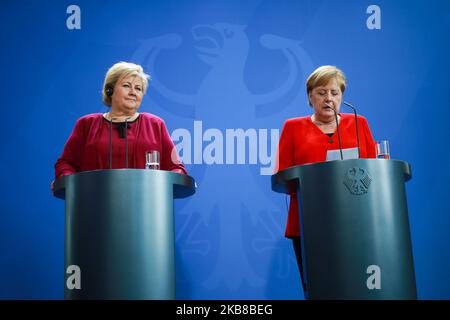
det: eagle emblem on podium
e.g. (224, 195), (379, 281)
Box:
(343, 167), (372, 195)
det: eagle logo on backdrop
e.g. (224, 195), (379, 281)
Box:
(131, 23), (314, 295)
(343, 167), (372, 195)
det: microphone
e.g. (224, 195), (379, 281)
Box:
(124, 116), (131, 168)
(109, 117), (117, 169)
(343, 101), (360, 159)
(326, 103), (343, 160)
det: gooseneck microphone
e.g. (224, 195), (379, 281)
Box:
(124, 116), (131, 168)
(343, 101), (360, 158)
(109, 116), (132, 169)
(326, 103), (344, 160)
(109, 117), (117, 169)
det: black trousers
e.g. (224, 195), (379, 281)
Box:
(291, 236), (307, 292)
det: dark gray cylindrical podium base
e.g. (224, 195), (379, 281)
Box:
(58, 169), (193, 299)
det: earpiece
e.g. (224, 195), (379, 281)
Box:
(105, 86), (113, 97)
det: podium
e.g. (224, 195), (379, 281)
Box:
(271, 159), (417, 300)
(53, 169), (196, 300)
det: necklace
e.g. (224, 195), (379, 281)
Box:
(104, 112), (139, 122)
(311, 114), (340, 126)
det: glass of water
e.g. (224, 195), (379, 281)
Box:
(145, 150), (160, 170)
(376, 140), (390, 159)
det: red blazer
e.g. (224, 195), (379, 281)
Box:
(55, 113), (187, 179)
(275, 113), (376, 238)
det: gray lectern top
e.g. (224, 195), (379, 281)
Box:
(272, 158), (411, 194)
(53, 168), (196, 200)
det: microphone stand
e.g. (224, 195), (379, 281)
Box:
(343, 101), (360, 159)
(327, 104), (343, 160)
(124, 117), (131, 168)
(109, 117), (117, 169)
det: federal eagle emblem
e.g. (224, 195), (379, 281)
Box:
(343, 167), (372, 195)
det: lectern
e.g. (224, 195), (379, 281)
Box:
(53, 169), (196, 300)
(271, 159), (417, 299)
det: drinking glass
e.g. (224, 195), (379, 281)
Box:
(145, 150), (160, 169)
(376, 140), (390, 159)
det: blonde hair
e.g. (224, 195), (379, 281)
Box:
(306, 65), (346, 105)
(102, 61), (151, 106)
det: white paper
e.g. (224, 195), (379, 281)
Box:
(326, 147), (359, 161)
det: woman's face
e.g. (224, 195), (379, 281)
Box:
(309, 77), (342, 120)
(111, 75), (144, 114)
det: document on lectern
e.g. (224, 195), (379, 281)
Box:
(326, 147), (359, 161)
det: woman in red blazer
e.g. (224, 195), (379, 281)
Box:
(275, 65), (377, 291)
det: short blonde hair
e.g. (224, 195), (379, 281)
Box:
(306, 65), (346, 105)
(102, 61), (151, 106)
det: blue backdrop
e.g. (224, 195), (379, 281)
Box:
(1, 0), (449, 299)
